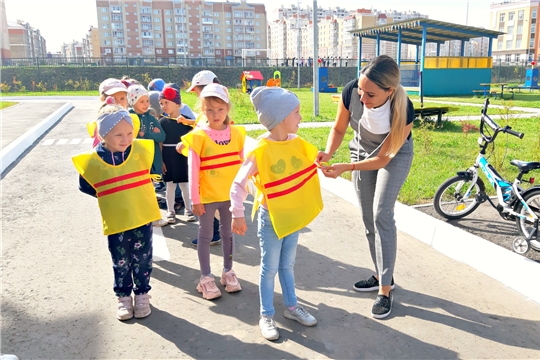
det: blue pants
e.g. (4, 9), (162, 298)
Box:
(107, 223), (153, 297)
(257, 207), (298, 317)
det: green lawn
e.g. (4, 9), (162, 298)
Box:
(0, 101), (17, 110)
(247, 115), (540, 205)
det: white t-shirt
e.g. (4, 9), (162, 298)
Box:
(359, 98), (391, 134)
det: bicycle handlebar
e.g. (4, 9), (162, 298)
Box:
(480, 99), (524, 141)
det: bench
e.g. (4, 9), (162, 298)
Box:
(472, 90), (484, 98)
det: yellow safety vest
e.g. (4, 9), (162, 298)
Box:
(86, 114), (141, 140)
(251, 137), (323, 239)
(72, 139), (161, 235)
(182, 125), (246, 204)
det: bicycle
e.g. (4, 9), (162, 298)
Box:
(433, 99), (540, 254)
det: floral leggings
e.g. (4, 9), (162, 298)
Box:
(107, 223), (153, 297)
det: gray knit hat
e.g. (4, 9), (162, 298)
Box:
(250, 87), (300, 130)
(97, 109), (133, 138)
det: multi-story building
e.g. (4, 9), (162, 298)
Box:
(83, 26), (101, 58)
(95, 0), (267, 65)
(272, 4), (348, 21)
(7, 20), (46, 59)
(490, 0), (540, 63)
(0, 0), (10, 59)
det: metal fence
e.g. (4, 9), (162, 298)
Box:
(0, 56), (359, 68)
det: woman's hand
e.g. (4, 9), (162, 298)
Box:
(316, 151), (332, 165)
(320, 163), (351, 179)
(192, 203), (205, 217)
(232, 218), (247, 236)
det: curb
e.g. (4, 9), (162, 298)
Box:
(1, 102), (73, 174)
(245, 136), (540, 305)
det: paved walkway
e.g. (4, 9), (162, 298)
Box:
(1, 98), (540, 359)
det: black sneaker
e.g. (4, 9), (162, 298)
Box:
(191, 237), (222, 247)
(353, 275), (395, 292)
(371, 291), (393, 319)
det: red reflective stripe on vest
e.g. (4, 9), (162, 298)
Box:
(97, 179), (152, 197)
(264, 163), (317, 189)
(94, 169), (148, 188)
(200, 151), (240, 162)
(200, 160), (242, 171)
(266, 168), (317, 199)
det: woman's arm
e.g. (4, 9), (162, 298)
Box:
(316, 98), (351, 163)
(322, 122), (413, 178)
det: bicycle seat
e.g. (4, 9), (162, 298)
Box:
(510, 160), (540, 171)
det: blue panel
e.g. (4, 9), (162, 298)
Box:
(422, 68), (491, 96)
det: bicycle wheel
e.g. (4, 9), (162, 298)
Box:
(515, 188), (540, 239)
(433, 175), (485, 220)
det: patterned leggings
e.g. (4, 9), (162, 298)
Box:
(107, 223), (153, 297)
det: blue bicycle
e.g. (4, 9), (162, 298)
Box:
(433, 99), (540, 254)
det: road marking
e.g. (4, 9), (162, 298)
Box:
(56, 139), (68, 145)
(83, 138), (93, 144)
(42, 139), (55, 146)
(153, 226), (170, 262)
(70, 138), (82, 144)
(41, 138), (93, 145)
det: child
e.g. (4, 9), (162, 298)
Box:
(72, 105), (160, 320)
(87, 79), (129, 147)
(181, 83), (245, 300)
(158, 86), (196, 223)
(128, 84), (168, 227)
(230, 87), (323, 341)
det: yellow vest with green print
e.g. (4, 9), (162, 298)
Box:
(72, 139), (161, 235)
(251, 137), (323, 239)
(182, 125), (246, 204)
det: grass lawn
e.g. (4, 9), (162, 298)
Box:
(0, 101), (17, 110)
(247, 115), (540, 205)
(409, 91), (540, 108)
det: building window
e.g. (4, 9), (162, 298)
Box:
(517, 24), (523, 34)
(506, 40), (512, 49)
(166, 10), (172, 15)
(497, 41), (503, 50)
(111, 5), (121, 13)
(101, 8), (107, 12)
(505, 54), (512, 62)
(533, 23), (537, 33)
(227, 43), (232, 47)
(166, 26), (172, 31)
(214, 19), (220, 24)
(509, 11), (515, 21)
(167, 33), (173, 38)
(507, 25), (514, 35)
(166, 18), (172, 23)
(103, 24), (109, 29)
(102, 16), (108, 20)
(516, 39), (522, 48)
(156, 49), (162, 54)
(168, 49), (174, 54)
(499, 13), (505, 22)
(234, 11), (243, 17)
(141, 15), (151, 22)
(154, 17), (161, 23)
(518, 10), (524, 20)
(104, 48), (111, 54)
(256, 14), (260, 18)
(154, 9), (160, 14)
(215, 42), (221, 47)
(156, 41), (162, 46)
(226, 13), (231, 17)
(533, 9), (537, 19)
(104, 40), (111, 45)
(216, 50), (221, 54)
(155, 33), (162, 38)
(103, 32), (110, 37)
(215, 27), (220, 32)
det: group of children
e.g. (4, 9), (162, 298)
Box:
(72, 71), (323, 341)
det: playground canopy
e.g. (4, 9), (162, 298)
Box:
(241, 70), (264, 81)
(349, 18), (504, 95)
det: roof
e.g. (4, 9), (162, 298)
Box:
(350, 18), (504, 46)
(241, 70), (264, 81)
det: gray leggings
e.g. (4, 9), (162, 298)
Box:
(197, 200), (234, 276)
(352, 138), (414, 286)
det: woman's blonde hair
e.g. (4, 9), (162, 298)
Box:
(360, 55), (408, 157)
(199, 96), (232, 125)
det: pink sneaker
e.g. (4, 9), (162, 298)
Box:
(134, 294), (152, 318)
(116, 296), (133, 321)
(220, 269), (242, 293)
(197, 275), (222, 300)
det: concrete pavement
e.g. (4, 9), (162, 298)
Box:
(1, 98), (540, 359)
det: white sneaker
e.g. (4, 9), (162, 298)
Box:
(259, 315), (279, 341)
(283, 305), (317, 326)
(166, 211), (176, 224)
(152, 218), (168, 227)
(116, 296), (133, 321)
(185, 209), (197, 222)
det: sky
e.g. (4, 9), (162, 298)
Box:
(5, 0), (494, 52)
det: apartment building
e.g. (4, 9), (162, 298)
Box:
(0, 0), (10, 58)
(83, 26), (101, 58)
(490, 0), (540, 63)
(272, 4), (348, 21)
(95, 0), (267, 64)
(7, 20), (46, 58)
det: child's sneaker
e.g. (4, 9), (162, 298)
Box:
(259, 315), (279, 341)
(220, 269), (242, 293)
(197, 275), (222, 300)
(283, 305), (317, 326)
(116, 296), (133, 321)
(152, 218), (168, 227)
(185, 209), (197, 222)
(166, 211), (176, 224)
(134, 294), (152, 318)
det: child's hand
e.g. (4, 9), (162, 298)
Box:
(192, 203), (205, 217)
(139, 131), (145, 137)
(152, 127), (161, 133)
(176, 115), (187, 124)
(232, 218), (247, 236)
(176, 142), (185, 154)
(162, 163), (167, 174)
